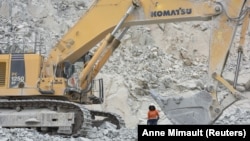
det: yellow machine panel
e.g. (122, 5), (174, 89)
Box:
(0, 54), (42, 95)
(0, 54), (10, 88)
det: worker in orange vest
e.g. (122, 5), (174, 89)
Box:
(147, 103), (160, 125)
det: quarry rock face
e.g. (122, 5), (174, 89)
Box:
(0, 0), (250, 140)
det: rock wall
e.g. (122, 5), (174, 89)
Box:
(1, 0), (250, 140)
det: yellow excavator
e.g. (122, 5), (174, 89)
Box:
(0, 0), (249, 136)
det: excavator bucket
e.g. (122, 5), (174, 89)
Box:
(150, 89), (216, 124)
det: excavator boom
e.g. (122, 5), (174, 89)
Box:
(45, 0), (223, 66)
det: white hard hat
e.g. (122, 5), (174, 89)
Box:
(149, 103), (155, 106)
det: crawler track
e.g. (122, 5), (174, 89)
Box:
(90, 110), (126, 129)
(0, 98), (125, 137)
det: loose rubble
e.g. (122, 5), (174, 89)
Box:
(1, 0), (250, 140)
(0, 123), (137, 141)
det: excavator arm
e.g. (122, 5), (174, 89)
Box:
(41, 0), (249, 124)
(44, 0), (222, 66)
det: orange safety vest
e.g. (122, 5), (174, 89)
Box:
(148, 110), (159, 119)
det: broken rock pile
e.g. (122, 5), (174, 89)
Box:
(0, 122), (137, 141)
(1, 0), (250, 140)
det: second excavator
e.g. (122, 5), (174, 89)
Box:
(0, 0), (250, 136)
